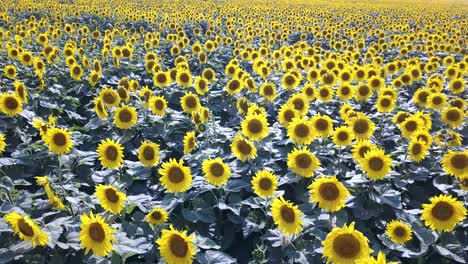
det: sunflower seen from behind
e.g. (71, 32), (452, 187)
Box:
(79, 211), (116, 256)
(44, 127), (73, 154)
(4, 212), (49, 247)
(271, 196), (303, 235)
(138, 141), (160, 167)
(202, 157), (231, 187)
(95, 185), (127, 214)
(309, 176), (350, 212)
(159, 158), (192, 193)
(97, 138), (124, 169)
(156, 225), (196, 264)
(251, 169), (278, 198)
(385, 220), (412, 244)
(420, 194), (466, 232)
(146, 207), (169, 225)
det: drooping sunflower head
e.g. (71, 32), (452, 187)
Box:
(442, 150), (468, 179)
(202, 157), (231, 187)
(385, 220), (412, 244)
(4, 212), (49, 247)
(271, 196), (304, 235)
(0, 93), (23, 116)
(322, 222), (372, 264)
(421, 194), (467, 232)
(138, 141), (160, 168)
(311, 114), (334, 138)
(350, 113), (375, 141)
(146, 207), (169, 225)
(113, 104), (138, 129)
(94, 185), (127, 214)
(44, 127), (73, 155)
(241, 113), (269, 141)
(287, 148), (321, 178)
(158, 158), (192, 193)
(407, 138), (429, 163)
(309, 176), (350, 212)
(97, 138), (124, 169)
(156, 225), (196, 264)
(79, 211), (116, 256)
(231, 134), (257, 162)
(183, 131), (197, 154)
(360, 148), (392, 181)
(180, 92), (201, 114)
(149, 95), (167, 117)
(251, 169), (278, 198)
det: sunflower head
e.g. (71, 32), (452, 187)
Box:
(441, 107), (464, 128)
(350, 113), (375, 141)
(149, 95), (167, 116)
(309, 176), (350, 212)
(180, 92), (201, 114)
(231, 135), (257, 162)
(183, 131), (197, 154)
(202, 157), (231, 187)
(278, 103), (300, 128)
(0, 93), (23, 116)
(95, 185), (127, 214)
(421, 194), (467, 232)
(311, 114), (334, 138)
(408, 138), (429, 162)
(4, 212), (49, 247)
(333, 126), (355, 146)
(79, 211), (116, 256)
(146, 207), (169, 225)
(271, 196), (304, 235)
(156, 225), (197, 264)
(385, 220), (412, 244)
(97, 138), (124, 169)
(251, 169), (278, 198)
(138, 141), (160, 167)
(360, 148), (392, 180)
(44, 127), (73, 154)
(114, 104), (138, 129)
(158, 158), (192, 193)
(442, 150), (468, 179)
(241, 113), (269, 141)
(287, 148), (320, 178)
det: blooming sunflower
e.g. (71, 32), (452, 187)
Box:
(309, 176), (350, 212)
(407, 139), (428, 162)
(311, 114), (334, 138)
(413, 129), (433, 146)
(94, 98), (108, 120)
(149, 95), (168, 116)
(251, 169), (278, 198)
(4, 212), (49, 247)
(448, 78), (465, 94)
(376, 95), (395, 113)
(44, 127), (73, 154)
(138, 141), (160, 167)
(231, 135), (257, 162)
(0, 134), (7, 153)
(399, 116), (424, 139)
(3, 65), (16, 79)
(114, 104), (138, 129)
(69, 63), (84, 81)
(241, 113), (269, 141)
(183, 131), (197, 154)
(351, 141), (376, 164)
(226, 78), (243, 95)
(287, 93), (309, 116)
(159, 159), (192, 193)
(176, 69), (193, 88)
(441, 107), (464, 128)
(420, 194), (467, 232)
(441, 150), (468, 178)
(357, 251), (397, 264)
(278, 104), (300, 128)
(95, 185), (127, 214)
(202, 158), (231, 187)
(146, 207), (169, 225)
(385, 220), (412, 244)
(355, 83), (373, 102)
(333, 126), (355, 146)
(154, 71), (171, 88)
(287, 148), (320, 178)
(427, 92), (447, 110)
(271, 196), (303, 235)
(180, 92), (201, 114)
(360, 149), (392, 180)
(99, 87), (120, 107)
(322, 222), (372, 264)
(156, 225), (196, 264)
(350, 113), (375, 141)
(259, 82), (277, 101)
(97, 138), (124, 169)
(337, 83), (355, 101)
(194, 76), (209, 95)
(79, 212), (116, 256)
(287, 118), (315, 145)
(302, 83), (316, 101)
(282, 72), (299, 90)
(0, 93), (23, 116)
(316, 85), (334, 102)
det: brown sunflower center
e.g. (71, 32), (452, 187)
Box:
(53, 132), (67, 146)
(170, 234), (189, 257)
(371, 79), (380, 88)
(446, 109), (460, 122)
(247, 119), (263, 134)
(411, 144), (422, 155)
(320, 88), (329, 98)
(7, 68), (14, 75)
(18, 219), (34, 237)
(89, 222), (105, 242)
(319, 182), (340, 201)
(337, 131), (348, 141)
(259, 178), (272, 190)
(204, 71), (213, 80)
(152, 211), (162, 220)
(229, 80), (240, 91)
(285, 75), (295, 85)
(452, 81), (462, 90)
(405, 120), (417, 132)
(168, 167), (185, 183)
(358, 146), (370, 158)
(358, 86), (370, 96)
(332, 234), (361, 259)
(280, 205), (295, 223)
(294, 123), (310, 138)
(393, 226), (407, 237)
(105, 188), (119, 203)
(341, 86), (350, 95)
(418, 91), (429, 102)
(295, 153), (312, 169)
(185, 96), (197, 109)
(73, 66), (81, 75)
(283, 110), (295, 122)
(210, 163), (224, 177)
(380, 98), (391, 107)
(157, 73), (167, 83)
(118, 109), (133, 123)
(432, 96), (442, 105)
(315, 119), (328, 131)
(353, 119), (369, 134)
(450, 154), (468, 170)
(263, 85), (273, 96)
(431, 201), (454, 221)
(103, 92), (115, 104)
(323, 74), (334, 84)
(292, 98), (304, 111)
(143, 146), (155, 160)
(369, 157), (384, 171)
(154, 99), (164, 110)
(5, 97), (19, 110)
(179, 73), (189, 83)
(237, 140), (252, 155)
(105, 146), (119, 161)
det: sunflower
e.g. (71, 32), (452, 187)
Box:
(360, 149), (392, 180)
(350, 113), (375, 141)
(69, 63), (84, 81)
(278, 104), (300, 128)
(138, 141), (160, 167)
(316, 85), (334, 102)
(13, 80), (28, 103)
(333, 126), (355, 146)
(286, 118), (314, 145)
(202, 158), (231, 187)
(337, 83), (355, 101)
(93, 98), (108, 119)
(271, 196), (303, 235)
(231, 135), (257, 161)
(44, 127), (73, 154)
(156, 225), (196, 264)
(448, 78), (465, 94)
(287, 148), (321, 178)
(311, 114), (334, 138)
(413, 88), (430, 107)
(251, 169), (278, 198)
(97, 138), (124, 169)
(194, 76), (209, 95)
(357, 251), (397, 264)
(441, 107), (464, 128)
(0, 93), (23, 116)
(4, 212), (49, 247)
(225, 78), (243, 95)
(385, 220), (412, 244)
(288, 93), (309, 116)
(202, 68), (216, 82)
(427, 92), (447, 110)
(0, 134), (6, 153)
(399, 116), (424, 139)
(441, 150), (468, 178)
(146, 207), (169, 225)
(149, 95), (167, 116)
(19, 51), (33, 66)
(421, 194), (467, 232)
(355, 84), (373, 101)
(309, 176), (350, 212)
(376, 96), (395, 113)
(114, 104), (138, 129)
(259, 82), (277, 101)
(413, 130), (432, 146)
(99, 87), (120, 107)
(154, 71), (171, 88)
(407, 139), (428, 162)
(282, 72), (299, 90)
(322, 222), (372, 264)
(180, 92), (201, 114)
(159, 159), (192, 193)
(95, 185), (127, 214)
(368, 76), (384, 90)
(79, 211), (116, 256)
(4, 65), (16, 79)
(175, 69), (193, 88)
(241, 113), (269, 141)
(392, 111), (410, 125)
(183, 131), (197, 154)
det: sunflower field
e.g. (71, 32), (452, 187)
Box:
(0, 0), (467, 263)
